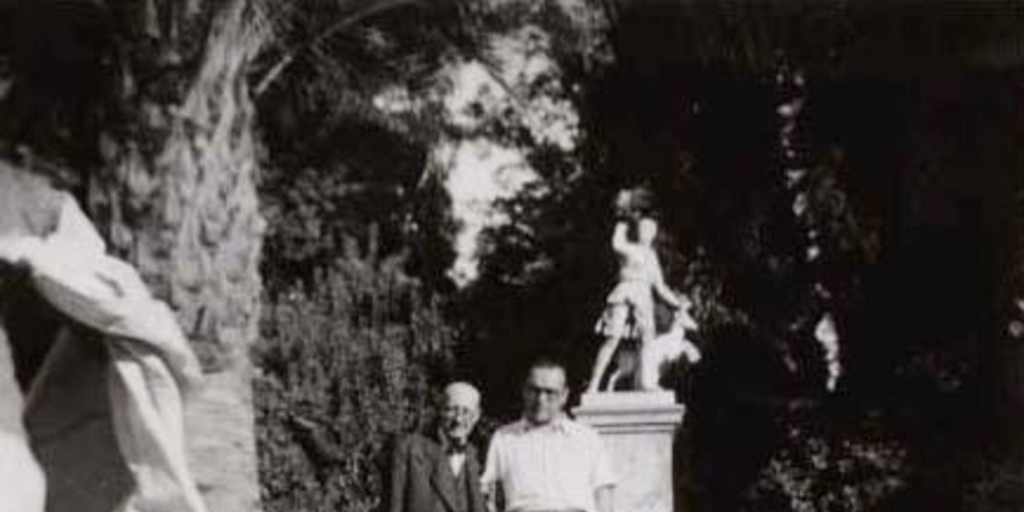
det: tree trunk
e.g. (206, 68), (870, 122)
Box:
(86, 1), (265, 510)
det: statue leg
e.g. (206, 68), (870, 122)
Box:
(634, 304), (659, 390)
(0, 326), (45, 512)
(606, 368), (623, 391)
(637, 340), (662, 390)
(590, 303), (630, 393)
(587, 335), (621, 393)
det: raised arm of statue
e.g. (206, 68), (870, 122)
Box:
(611, 221), (630, 253)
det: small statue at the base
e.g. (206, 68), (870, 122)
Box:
(587, 213), (699, 393)
(638, 304), (701, 389)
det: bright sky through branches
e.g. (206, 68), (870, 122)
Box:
(374, 20), (582, 286)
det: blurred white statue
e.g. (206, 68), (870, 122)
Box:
(587, 216), (689, 392)
(0, 162), (207, 512)
(638, 303), (701, 390)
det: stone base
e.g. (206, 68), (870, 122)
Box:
(573, 392), (684, 512)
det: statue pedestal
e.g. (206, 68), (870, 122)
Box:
(573, 391), (684, 512)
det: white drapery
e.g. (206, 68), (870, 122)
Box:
(0, 193), (208, 512)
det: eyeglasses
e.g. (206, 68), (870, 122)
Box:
(524, 384), (565, 398)
(443, 406), (477, 418)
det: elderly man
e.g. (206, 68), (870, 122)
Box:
(482, 358), (615, 512)
(389, 382), (487, 512)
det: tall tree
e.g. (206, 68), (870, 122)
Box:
(2, 0), (269, 509)
(1, 0), (488, 507)
(253, 0), (478, 294)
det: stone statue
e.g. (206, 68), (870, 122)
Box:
(0, 164), (56, 512)
(638, 302), (701, 390)
(587, 215), (694, 393)
(0, 161), (208, 512)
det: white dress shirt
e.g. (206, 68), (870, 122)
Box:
(449, 451), (467, 476)
(481, 417), (615, 512)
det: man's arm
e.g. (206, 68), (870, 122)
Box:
(387, 437), (410, 512)
(481, 432), (502, 512)
(595, 485), (614, 512)
(590, 429), (616, 512)
(487, 483), (505, 512)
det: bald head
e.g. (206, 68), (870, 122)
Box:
(440, 382), (481, 445)
(444, 382), (481, 409)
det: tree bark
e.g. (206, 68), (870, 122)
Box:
(86, 1), (265, 510)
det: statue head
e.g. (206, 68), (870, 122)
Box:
(637, 217), (658, 245)
(614, 186), (654, 219)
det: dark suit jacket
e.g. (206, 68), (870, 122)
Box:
(388, 432), (486, 512)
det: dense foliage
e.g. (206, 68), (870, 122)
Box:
(255, 242), (456, 512)
(458, 2), (1024, 511)
(2, 1), (1021, 512)
(1, 0), (272, 507)
(254, 1), (476, 295)
(253, 1), (1024, 510)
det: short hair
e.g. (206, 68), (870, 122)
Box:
(443, 381), (481, 408)
(523, 355), (568, 383)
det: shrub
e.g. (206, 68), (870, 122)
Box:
(963, 451), (1024, 512)
(255, 250), (456, 512)
(744, 417), (909, 512)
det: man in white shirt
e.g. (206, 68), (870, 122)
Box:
(482, 358), (615, 512)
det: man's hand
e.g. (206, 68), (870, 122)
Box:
(482, 481), (504, 512)
(595, 485), (614, 512)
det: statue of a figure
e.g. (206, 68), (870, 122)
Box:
(639, 303), (701, 390)
(0, 163), (64, 512)
(587, 216), (691, 393)
(0, 161), (208, 512)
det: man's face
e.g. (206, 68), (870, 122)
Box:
(441, 384), (480, 445)
(523, 366), (568, 425)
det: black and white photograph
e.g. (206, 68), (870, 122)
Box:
(0, 1), (1021, 511)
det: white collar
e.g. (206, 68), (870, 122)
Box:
(518, 415), (570, 433)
